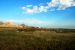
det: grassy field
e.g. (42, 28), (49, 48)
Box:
(0, 30), (75, 50)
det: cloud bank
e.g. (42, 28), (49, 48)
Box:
(7, 19), (49, 27)
(22, 0), (75, 14)
(48, 0), (75, 10)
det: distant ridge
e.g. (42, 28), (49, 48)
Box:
(0, 21), (33, 28)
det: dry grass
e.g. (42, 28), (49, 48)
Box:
(0, 29), (75, 50)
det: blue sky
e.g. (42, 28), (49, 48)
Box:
(0, 0), (75, 28)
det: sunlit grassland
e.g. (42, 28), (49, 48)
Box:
(0, 30), (75, 50)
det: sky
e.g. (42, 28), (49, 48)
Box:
(0, 0), (75, 28)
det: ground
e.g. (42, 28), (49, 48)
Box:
(0, 30), (75, 50)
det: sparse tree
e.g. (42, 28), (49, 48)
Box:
(20, 24), (26, 28)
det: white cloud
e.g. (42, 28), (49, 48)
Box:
(48, 0), (75, 10)
(26, 5), (32, 7)
(60, 0), (75, 10)
(22, 7), (26, 10)
(27, 9), (34, 13)
(39, 6), (49, 12)
(48, 0), (59, 7)
(22, 6), (49, 14)
(22, 0), (75, 14)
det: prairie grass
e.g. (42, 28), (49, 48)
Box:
(0, 30), (75, 50)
